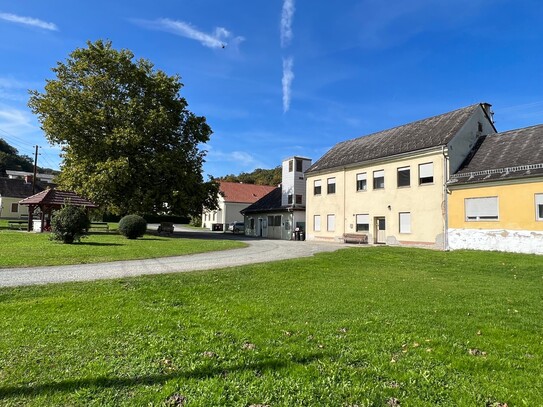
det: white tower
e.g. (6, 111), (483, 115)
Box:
(281, 156), (312, 207)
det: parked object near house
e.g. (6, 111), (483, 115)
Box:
(228, 221), (245, 234)
(305, 103), (496, 249)
(242, 156), (312, 240)
(448, 125), (543, 255)
(157, 222), (174, 235)
(202, 181), (275, 231)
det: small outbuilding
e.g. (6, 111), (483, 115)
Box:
(18, 189), (98, 232)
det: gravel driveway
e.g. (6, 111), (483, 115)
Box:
(0, 227), (343, 288)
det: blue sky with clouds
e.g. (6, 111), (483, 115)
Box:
(0, 0), (542, 177)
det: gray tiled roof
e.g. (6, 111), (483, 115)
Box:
(307, 103), (485, 174)
(240, 187), (305, 214)
(0, 178), (46, 198)
(450, 124), (543, 185)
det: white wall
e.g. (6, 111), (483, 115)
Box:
(449, 228), (543, 255)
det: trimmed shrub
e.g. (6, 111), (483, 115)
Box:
(51, 205), (90, 244)
(118, 214), (147, 239)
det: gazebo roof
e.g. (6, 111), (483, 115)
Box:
(19, 189), (98, 208)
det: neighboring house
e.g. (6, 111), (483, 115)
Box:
(448, 125), (543, 254)
(304, 103), (496, 248)
(0, 177), (46, 219)
(202, 181), (276, 230)
(6, 170), (56, 183)
(242, 156), (312, 240)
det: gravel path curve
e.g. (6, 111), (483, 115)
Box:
(0, 227), (343, 288)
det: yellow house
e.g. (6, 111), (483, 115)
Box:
(448, 125), (543, 254)
(305, 103), (496, 249)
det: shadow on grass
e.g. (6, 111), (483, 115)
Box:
(77, 242), (123, 247)
(0, 353), (324, 399)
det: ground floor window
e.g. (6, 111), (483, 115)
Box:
(399, 212), (411, 233)
(314, 215), (321, 231)
(356, 214), (369, 232)
(11, 203), (18, 213)
(536, 194), (543, 221)
(465, 197), (499, 221)
(250, 218), (255, 229)
(327, 214), (335, 232)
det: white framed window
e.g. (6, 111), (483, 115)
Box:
(397, 166), (410, 188)
(399, 212), (411, 233)
(419, 162), (434, 185)
(356, 214), (369, 232)
(314, 215), (321, 231)
(536, 194), (543, 221)
(327, 214), (335, 232)
(465, 197), (499, 221)
(356, 173), (367, 191)
(314, 180), (322, 195)
(327, 177), (336, 194)
(11, 203), (18, 213)
(373, 170), (384, 189)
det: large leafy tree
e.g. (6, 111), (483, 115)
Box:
(29, 40), (218, 216)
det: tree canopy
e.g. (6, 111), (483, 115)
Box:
(0, 138), (34, 176)
(29, 40), (218, 216)
(219, 166), (282, 186)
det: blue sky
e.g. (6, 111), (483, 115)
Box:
(0, 0), (542, 178)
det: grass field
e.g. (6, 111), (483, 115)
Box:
(0, 229), (246, 268)
(0, 247), (541, 406)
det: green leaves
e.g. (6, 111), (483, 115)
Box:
(29, 40), (216, 216)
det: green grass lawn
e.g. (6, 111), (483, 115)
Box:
(0, 230), (245, 268)
(0, 247), (541, 406)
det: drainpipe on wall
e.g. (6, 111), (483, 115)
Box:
(343, 167), (347, 240)
(442, 146), (450, 251)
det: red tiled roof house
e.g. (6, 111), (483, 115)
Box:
(202, 181), (276, 230)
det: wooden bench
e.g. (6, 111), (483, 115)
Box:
(88, 222), (110, 232)
(343, 233), (368, 244)
(157, 222), (174, 235)
(8, 220), (28, 230)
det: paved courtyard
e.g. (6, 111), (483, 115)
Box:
(0, 226), (344, 288)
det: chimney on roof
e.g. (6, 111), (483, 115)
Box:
(481, 103), (494, 123)
(24, 175), (33, 184)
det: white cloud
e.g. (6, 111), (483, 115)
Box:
(0, 12), (58, 31)
(135, 18), (244, 49)
(280, 0), (295, 48)
(282, 57), (294, 113)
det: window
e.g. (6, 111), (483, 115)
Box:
(356, 173), (367, 191)
(288, 160), (293, 172)
(295, 194), (303, 204)
(296, 159), (303, 172)
(356, 214), (369, 232)
(314, 215), (321, 232)
(419, 162), (434, 185)
(327, 178), (336, 194)
(465, 197), (499, 221)
(314, 180), (322, 195)
(250, 218), (255, 229)
(536, 194), (543, 221)
(288, 194), (293, 204)
(373, 170), (384, 189)
(327, 214), (335, 232)
(397, 167), (410, 187)
(399, 212), (411, 233)
(11, 203), (18, 213)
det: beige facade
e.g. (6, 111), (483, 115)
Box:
(306, 149), (447, 248)
(0, 197), (29, 219)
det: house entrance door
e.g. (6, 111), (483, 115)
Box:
(375, 217), (386, 244)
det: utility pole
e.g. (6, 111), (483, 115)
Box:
(32, 145), (39, 194)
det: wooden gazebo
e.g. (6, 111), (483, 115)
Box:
(19, 189), (98, 232)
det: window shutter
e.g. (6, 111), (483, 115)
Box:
(465, 197), (498, 219)
(374, 170), (384, 178)
(314, 180), (321, 187)
(356, 173), (367, 181)
(314, 215), (321, 231)
(356, 214), (369, 224)
(419, 163), (433, 178)
(399, 212), (411, 233)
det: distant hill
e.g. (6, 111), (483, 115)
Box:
(219, 167), (282, 187)
(0, 138), (55, 176)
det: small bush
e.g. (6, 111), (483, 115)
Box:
(118, 215), (147, 239)
(51, 205), (90, 244)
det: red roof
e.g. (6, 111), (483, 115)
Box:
(219, 181), (276, 204)
(19, 189), (98, 208)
